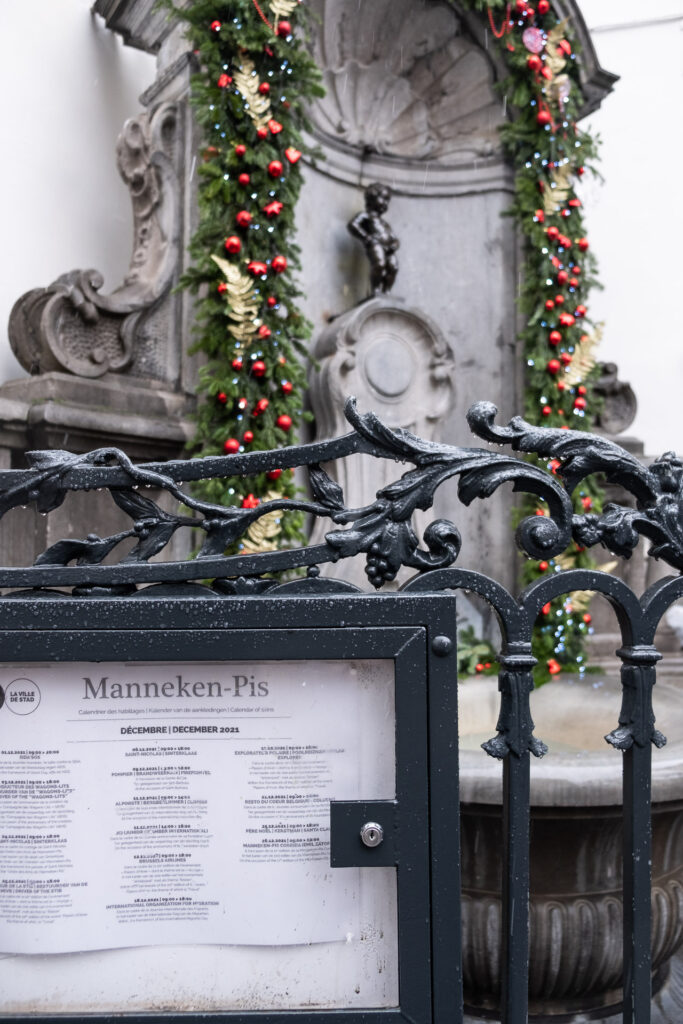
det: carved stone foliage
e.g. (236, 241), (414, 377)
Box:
(9, 102), (180, 382)
(307, 0), (503, 185)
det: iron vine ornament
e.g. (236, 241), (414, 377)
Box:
(2, 398), (682, 589)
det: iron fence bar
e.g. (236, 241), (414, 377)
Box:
(501, 750), (531, 1024)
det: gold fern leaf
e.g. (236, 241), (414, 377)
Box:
(269, 0), (298, 19)
(242, 491), (284, 554)
(543, 160), (574, 216)
(564, 324), (603, 386)
(211, 255), (259, 345)
(232, 59), (272, 130)
(545, 21), (569, 76)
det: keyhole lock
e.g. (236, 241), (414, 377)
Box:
(360, 822), (384, 848)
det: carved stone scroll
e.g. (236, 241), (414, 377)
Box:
(8, 102), (180, 382)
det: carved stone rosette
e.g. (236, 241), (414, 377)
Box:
(8, 102), (180, 382)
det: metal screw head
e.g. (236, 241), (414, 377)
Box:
(360, 821), (384, 848)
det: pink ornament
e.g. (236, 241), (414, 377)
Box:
(522, 26), (545, 54)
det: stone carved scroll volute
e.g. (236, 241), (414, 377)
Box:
(9, 102), (180, 381)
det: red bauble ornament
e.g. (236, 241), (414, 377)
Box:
(285, 147), (302, 164)
(546, 226), (559, 241)
(277, 20), (291, 36)
(537, 0), (550, 12)
(236, 210), (252, 228)
(263, 200), (284, 217)
(271, 255), (287, 273)
(547, 358), (561, 374)
(583, 613), (592, 624)
(569, 277), (579, 289)
(545, 299), (555, 311)
(224, 235), (241, 254)
(557, 380), (566, 391)
(235, 144), (247, 157)
(560, 352), (572, 365)
(539, 561), (549, 571)
(276, 414), (292, 431)
(542, 406), (552, 417)
(247, 260), (268, 276)
(217, 282), (228, 294)
(266, 295), (278, 307)
(575, 304), (587, 317)
(258, 325), (272, 338)
(515, 0), (527, 12)
(268, 160), (283, 178)
(254, 398), (269, 415)
(210, 20), (221, 31)
(217, 392), (228, 404)
(561, 208), (571, 218)
(281, 380), (293, 394)
(278, 355), (287, 365)
(537, 109), (552, 126)
(557, 39), (572, 56)
(542, 602), (552, 615)
(258, 82), (270, 95)
(559, 312), (575, 327)
(577, 166), (585, 176)
(526, 6), (535, 19)
(549, 330), (562, 345)
(534, 208), (545, 223)
(251, 360), (267, 377)
(577, 384), (587, 396)
(568, 198), (581, 208)
(217, 73), (232, 88)
(268, 119), (283, 134)
(527, 55), (542, 72)
(547, 659), (561, 676)
(238, 172), (250, 186)
(224, 438), (240, 454)
(581, 495), (592, 510)
(257, 127), (268, 140)
(236, 397), (249, 412)
(242, 494), (260, 509)
(243, 430), (254, 443)
(541, 67), (553, 81)
(577, 237), (589, 251)
(232, 357), (243, 371)
(558, 235), (571, 249)
(267, 469), (282, 481)
(555, 294), (565, 305)
(557, 270), (569, 285)
(574, 396), (587, 410)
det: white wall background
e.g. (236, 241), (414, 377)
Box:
(0, 1), (154, 384)
(578, 0), (683, 456)
(0, 1), (681, 457)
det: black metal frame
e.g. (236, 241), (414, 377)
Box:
(0, 398), (681, 1024)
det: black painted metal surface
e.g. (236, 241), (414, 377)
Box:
(0, 397), (679, 1024)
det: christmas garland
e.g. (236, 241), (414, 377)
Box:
(162, 0), (323, 552)
(461, 0), (604, 682)
(167, 0), (601, 680)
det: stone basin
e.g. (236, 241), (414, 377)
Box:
(458, 674), (683, 1020)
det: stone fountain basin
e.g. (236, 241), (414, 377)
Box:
(458, 674), (683, 1019)
(458, 673), (683, 806)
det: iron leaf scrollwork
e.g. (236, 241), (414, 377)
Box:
(467, 402), (683, 572)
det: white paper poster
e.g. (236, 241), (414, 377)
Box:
(0, 659), (394, 956)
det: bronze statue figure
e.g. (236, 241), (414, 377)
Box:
(348, 183), (399, 297)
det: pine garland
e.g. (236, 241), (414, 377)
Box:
(162, 0), (323, 549)
(461, 0), (604, 683)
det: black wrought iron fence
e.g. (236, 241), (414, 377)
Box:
(0, 397), (681, 1024)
